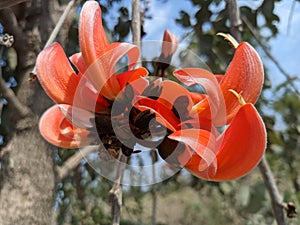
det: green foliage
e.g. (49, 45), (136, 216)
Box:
(113, 7), (131, 41)
(56, 167), (112, 225)
(176, 11), (191, 27)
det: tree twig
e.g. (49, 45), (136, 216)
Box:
(226, 1), (288, 224)
(225, 0), (242, 41)
(259, 157), (287, 225)
(30, 0), (76, 76)
(151, 150), (157, 225)
(56, 145), (98, 180)
(106, 2), (142, 224)
(242, 15), (300, 96)
(109, 153), (127, 225)
(0, 48), (32, 118)
(287, 0), (297, 35)
(132, 0), (141, 68)
(0, 71), (31, 118)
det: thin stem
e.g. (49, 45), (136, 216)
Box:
(30, 0), (76, 76)
(259, 157), (287, 225)
(225, 0), (242, 42)
(287, 0), (296, 35)
(109, 153), (127, 225)
(132, 0), (141, 68)
(108, 1), (141, 224)
(151, 150), (157, 225)
(56, 145), (98, 180)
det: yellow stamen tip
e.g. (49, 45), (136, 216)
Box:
(217, 33), (239, 49)
(229, 89), (246, 105)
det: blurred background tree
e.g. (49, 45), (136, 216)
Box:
(0, 0), (299, 225)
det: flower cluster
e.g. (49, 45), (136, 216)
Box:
(37, 1), (266, 181)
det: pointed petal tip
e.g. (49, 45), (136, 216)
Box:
(36, 42), (80, 105)
(211, 103), (266, 181)
(162, 29), (178, 57)
(39, 105), (95, 149)
(179, 103), (266, 181)
(218, 41), (264, 125)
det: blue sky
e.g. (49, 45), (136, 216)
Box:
(103, 0), (300, 89)
(100, 0), (300, 132)
(267, 1), (300, 87)
(99, 0), (300, 134)
(145, 0), (300, 88)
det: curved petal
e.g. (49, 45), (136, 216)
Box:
(188, 103), (266, 181)
(130, 77), (150, 97)
(59, 104), (95, 129)
(98, 43), (141, 99)
(135, 97), (180, 132)
(189, 92), (206, 104)
(69, 52), (87, 75)
(72, 76), (110, 113)
(117, 67), (148, 89)
(36, 43), (80, 105)
(79, 1), (109, 64)
(220, 42), (264, 124)
(168, 129), (217, 174)
(173, 68), (225, 124)
(79, 2), (142, 100)
(78, 1), (119, 99)
(162, 29), (178, 58)
(109, 42), (140, 71)
(82, 43), (141, 100)
(39, 105), (95, 148)
(158, 80), (194, 112)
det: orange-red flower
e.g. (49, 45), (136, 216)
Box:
(162, 29), (178, 58)
(37, 1), (147, 148)
(36, 0), (266, 182)
(173, 35), (264, 126)
(136, 34), (266, 181)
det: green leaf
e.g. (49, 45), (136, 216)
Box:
(176, 10), (191, 27)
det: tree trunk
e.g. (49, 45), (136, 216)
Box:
(0, 1), (75, 224)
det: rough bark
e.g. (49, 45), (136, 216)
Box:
(0, 1), (75, 224)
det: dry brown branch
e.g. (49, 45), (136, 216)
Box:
(151, 150), (157, 225)
(259, 157), (287, 225)
(56, 145), (98, 180)
(107, 2), (142, 224)
(109, 153), (127, 225)
(0, 49), (32, 118)
(30, 0), (76, 76)
(43, 0), (76, 50)
(132, 0), (141, 68)
(225, 0), (242, 41)
(0, 71), (31, 118)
